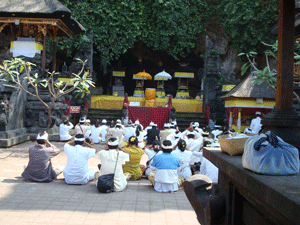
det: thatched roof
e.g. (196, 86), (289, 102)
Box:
(0, 0), (85, 36)
(221, 73), (276, 99)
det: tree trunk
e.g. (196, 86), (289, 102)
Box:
(46, 107), (52, 132)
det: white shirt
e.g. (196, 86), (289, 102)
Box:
(100, 125), (108, 141)
(124, 127), (135, 142)
(89, 125), (102, 143)
(63, 144), (95, 185)
(111, 127), (125, 147)
(250, 117), (262, 134)
(75, 124), (91, 136)
(98, 150), (129, 192)
(172, 149), (192, 179)
(59, 122), (73, 141)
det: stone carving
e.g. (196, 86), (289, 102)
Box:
(0, 95), (9, 126)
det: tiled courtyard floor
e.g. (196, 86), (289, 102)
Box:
(0, 141), (199, 225)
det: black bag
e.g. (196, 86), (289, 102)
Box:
(97, 152), (119, 193)
(97, 173), (115, 193)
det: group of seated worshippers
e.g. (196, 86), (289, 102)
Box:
(24, 119), (220, 193)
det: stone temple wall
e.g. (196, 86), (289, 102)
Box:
(203, 34), (240, 125)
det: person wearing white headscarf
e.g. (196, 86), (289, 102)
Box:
(100, 119), (108, 142)
(22, 131), (62, 182)
(63, 134), (97, 185)
(96, 137), (130, 192)
(249, 111), (262, 134)
(159, 123), (172, 143)
(148, 140), (182, 193)
(59, 118), (73, 141)
(89, 121), (102, 144)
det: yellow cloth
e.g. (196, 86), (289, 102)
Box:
(122, 146), (144, 180)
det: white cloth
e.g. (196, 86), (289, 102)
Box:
(75, 124), (91, 136)
(124, 127), (135, 142)
(97, 150), (130, 192)
(90, 125), (102, 143)
(111, 127), (125, 147)
(211, 129), (223, 140)
(186, 138), (202, 164)
(100, 125), (108, 142)
(250, 117), (262, 134)
(63, 144), (96, 185)
(144, 148), (162, 176)
(172, 149), (192, 179)
(150, 153), (181, 192)
(193, 151), (218, 183)
(59, 122), (73, 141)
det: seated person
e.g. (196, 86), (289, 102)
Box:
(63, 134), (97, 185)
(172, 139), (192, 180)
(122, 136), (144, 180)
(59, 117), (74, 141)
(97, 138), (130, 192)
(192, 142), (219, 183)
(89, 120), (102, 144)
(148, 140), (182, 193)
(22, 131), (62, 182)
(144, 139), (162, 176)
(75, 118), (91, 136)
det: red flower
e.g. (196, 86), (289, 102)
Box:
(227, 18), (229, 21)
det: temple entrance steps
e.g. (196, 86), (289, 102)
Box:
(87, 109), (207, 131)
(88, 108), (122, 124)
(176, 112), (207, 130)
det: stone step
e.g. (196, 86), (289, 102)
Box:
(88, 108), (122, 124)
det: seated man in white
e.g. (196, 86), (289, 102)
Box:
(63, 134), (97, 185)
(90, 120), (102, 144)
(148, 140), (181, 193)
(59, 117), (73, 141)
(97, 138), (130, 192)
(172, 139), (192, 180)
(250, 111), (262, 134)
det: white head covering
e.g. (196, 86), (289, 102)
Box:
(194, 122), (199, 128)
(255, 111), (262, 116)
(161, 140), (173, 150)
(102, 119), (107, 124)
(108, 138), (118, 146)
(116, 119), (121, 123)
(150, 121), (155, 126)
(79, 117), (86, 123)
(135, 120), (140, 125)
(164, 123), (169, 128)
(74, 136), (85, 141)
(37, 132), (48, 140)
(86, 119), (90, 123)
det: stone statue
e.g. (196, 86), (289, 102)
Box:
(0, 95), (10, 126)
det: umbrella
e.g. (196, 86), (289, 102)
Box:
(154, 70), (172, 80)
(134, 70), (152, 80)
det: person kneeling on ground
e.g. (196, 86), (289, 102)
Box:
(96, 138), (130, 192)
(148, 140), (182, 193)
(122, 136), (144, 180)
(63, 134), (97, 185)
(22, 131), (63, 182)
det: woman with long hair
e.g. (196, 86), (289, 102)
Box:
(122, 136), (144, 180)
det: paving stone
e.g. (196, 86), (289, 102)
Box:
(0, 141), (198, 225)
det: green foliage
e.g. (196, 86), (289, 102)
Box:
(217, 0), (278, 54)
(60, 0), (211, 73)
(0, 58), (95, 130)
